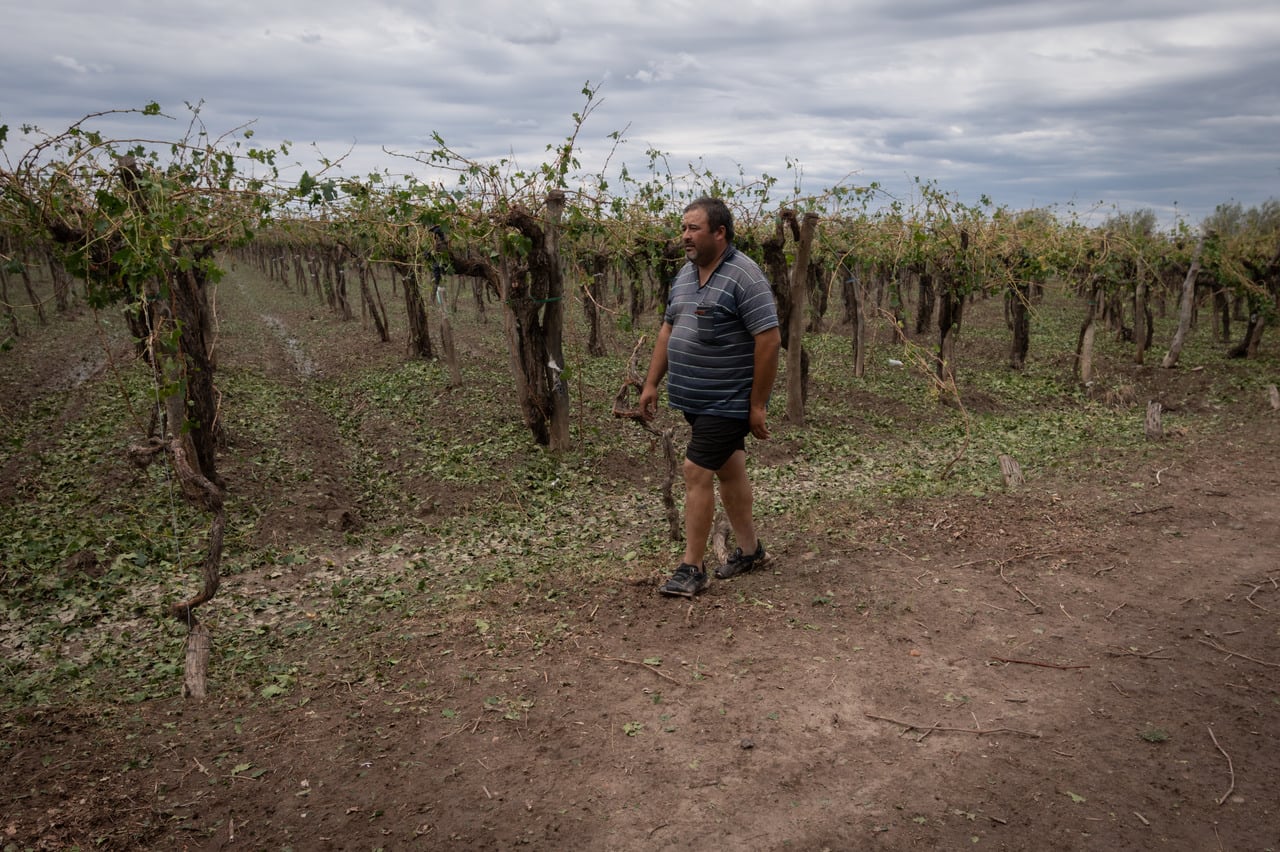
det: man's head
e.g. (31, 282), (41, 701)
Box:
(682, 197), (734, 269)
(684, 197), (734, 243)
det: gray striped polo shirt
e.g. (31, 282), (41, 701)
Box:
(663, 246), (779, 419)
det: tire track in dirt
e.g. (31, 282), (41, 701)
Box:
(217, 280), (362, 550)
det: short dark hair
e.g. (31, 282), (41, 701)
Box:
(684, 196), (734, 244)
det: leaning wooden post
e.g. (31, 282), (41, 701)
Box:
(1075, 282), (1101, 384)
(1161, 231), (1206, 369)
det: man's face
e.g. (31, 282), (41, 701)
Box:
(681, 207), (724, 268)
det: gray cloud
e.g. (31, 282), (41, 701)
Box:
(2, 0), (1276, 225)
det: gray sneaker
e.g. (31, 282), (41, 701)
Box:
(715, 542), (767, 579)
(660, 563), (709, 597)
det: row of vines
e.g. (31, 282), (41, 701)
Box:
(2, 90), (1278, 697)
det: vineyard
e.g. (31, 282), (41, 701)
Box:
(2, 101), (1279, 849)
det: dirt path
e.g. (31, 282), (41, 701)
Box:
(7, 409), (1277, 850)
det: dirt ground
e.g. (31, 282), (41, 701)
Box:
(3, 271), (1279, 851)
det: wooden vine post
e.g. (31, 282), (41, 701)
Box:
(428, 225), (463, 387)
(786, 212), (820, 426)
(1145, 401), (1164, 440)
(502, 190), (570, 450)
(400, 263), (436, 359)
(762, 208), (819, 422)
(936, 227), (973, 387)
(999, 454), (1025, 488)
(1161, 231), (1206, 369)
(1075, 282), (1101, 385)
(582, 253), (609, 358)
(157, 256), (228, 700)
(1133, 270), (1150, 365)
(843, 268), (868, 378)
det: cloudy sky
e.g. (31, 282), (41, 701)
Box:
(3, 0), (1278, 227)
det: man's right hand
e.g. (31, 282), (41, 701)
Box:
(639, 384), (658, 421)
(639, 322), (673, 422)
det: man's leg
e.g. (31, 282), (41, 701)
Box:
(682, 458), (716, 566)
(716, 449), (758, 555)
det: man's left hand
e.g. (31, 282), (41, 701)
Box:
(749, 406), (770, 440)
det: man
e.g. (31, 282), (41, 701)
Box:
(639, 197), (782, 597)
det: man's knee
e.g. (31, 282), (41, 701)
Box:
(683, 456), (715, 484)
(716, 449), (748, 480)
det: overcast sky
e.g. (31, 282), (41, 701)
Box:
(3, 0), (1278, 228)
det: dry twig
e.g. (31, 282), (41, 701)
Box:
(990, 656), (1090, 670)
(998, 564), (1043, 612)
(1197, 638), (1280, 669)
(1207, 726), (1235, 806)
(593, 654), (684, 685)
(865, 713), (1040, 739)
(1105, 647), (1171, 660)
(1242, 579), (1276, 613)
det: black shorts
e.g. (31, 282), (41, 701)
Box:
(683, 412), (751, 471)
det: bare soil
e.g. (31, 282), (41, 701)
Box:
(3, 271), (1279, 851)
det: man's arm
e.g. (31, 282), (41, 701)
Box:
(748, 326), (781, 439)
(639, 321), (674, 421)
